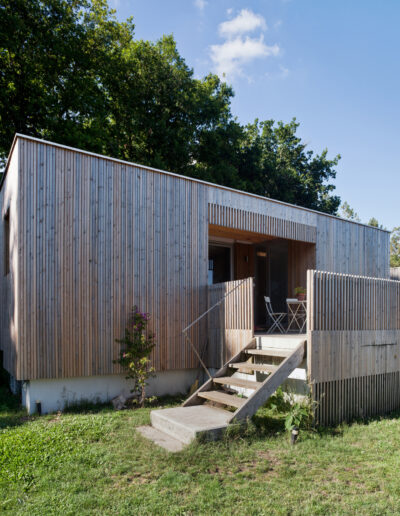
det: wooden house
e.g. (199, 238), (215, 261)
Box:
(1, 134), (397, 427)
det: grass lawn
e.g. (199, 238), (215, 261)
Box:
(2, 384), (400, 515)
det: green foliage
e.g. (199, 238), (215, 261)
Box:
(340, 201), (361, 222)
(236, 119), (341, 214)
(114, 306), (155, 407)
(0, 385), (25, 430)
(368, 217), (386, 230)
(390, 227), (400, 267)
(3, 398), (400, 514)
(284, 395), (315, 432)
(0, 0), (341, 213)
(265, 388), (315, 432)
(264, 386), (291, 413)
(294, 286), (306, 296)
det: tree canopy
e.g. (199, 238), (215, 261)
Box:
(390, 228), (400, 267)
(0, 0), (341, 214)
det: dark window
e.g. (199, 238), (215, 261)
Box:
(4, 210), (9, 276)
(208, 245), (231, 284)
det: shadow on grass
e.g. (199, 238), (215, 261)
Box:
(314, 409), (400, 438)
(62, 393), (186, 414)
(0, 385), (28, 430)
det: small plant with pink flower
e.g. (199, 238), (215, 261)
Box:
(114, 306), (156, 407)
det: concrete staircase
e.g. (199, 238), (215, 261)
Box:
(137, 334), (306, 451)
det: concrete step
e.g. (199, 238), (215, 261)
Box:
(136, 425), (186, 452)
(150, 405), (232, 444)
(255, 334), (306, 350)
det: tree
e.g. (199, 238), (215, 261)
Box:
(114, 307), (155, 407)
(0, 0), (131, 164)
(390, 227), (400, 267)
(367, 217), (386, 229)
(340, 201), (361, 222)
(0, 0), (341, 215)
(235, 119), (341, 214)
(104, 37), (237, 179)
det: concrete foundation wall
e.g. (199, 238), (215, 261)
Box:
(21, 369), (198, 414)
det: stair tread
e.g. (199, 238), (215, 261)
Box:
(198, 390), (246, 408)
(245, 348), (293, 357)
(230, 362), (278, 373)
(213, 376), (261, 389)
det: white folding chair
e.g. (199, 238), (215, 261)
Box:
(264, 296), (286, 334)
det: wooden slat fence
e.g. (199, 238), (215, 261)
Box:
(307, 270), (400, 426)
(390, 267), (400, 281)
(207, 278), (254, 368)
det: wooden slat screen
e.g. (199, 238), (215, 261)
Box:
(207, 278), (254, 368)
(308, 270), (400, 331)
(208, 204), (317, 243)
(307, 269), (400, 425)
(390, 267), (400, 281)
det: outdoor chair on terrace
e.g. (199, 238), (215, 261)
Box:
(264, 296), (286, 334)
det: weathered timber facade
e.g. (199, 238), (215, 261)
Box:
(307, 270), (400, 425)
(0, 135), (391, 418)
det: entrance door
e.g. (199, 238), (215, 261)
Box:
(268, 240), (288, 314)
(233, 243), (254, 280)
(254, 240), (288, 328)
(254, 244), (269, 327)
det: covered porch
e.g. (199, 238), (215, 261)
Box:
(208, 223), (316, 333)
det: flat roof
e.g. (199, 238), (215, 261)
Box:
(2, 133), (390, 234)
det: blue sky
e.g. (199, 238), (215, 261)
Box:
(110, 0), (400, 230)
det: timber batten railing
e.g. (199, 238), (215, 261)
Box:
(391, 267), (400, 281)
(307, 270), (400, 426)
(182, 277), (254, 377)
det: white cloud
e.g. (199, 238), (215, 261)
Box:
(279, 65), (289, 78)
(194, 0), (207, 11)
(210, 36), (279, 79)
(226, 8), (233, 16)
(219, 9), (267, 38)
(210, 9), (280, 80)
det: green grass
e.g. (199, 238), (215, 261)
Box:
(2, 384), (400, 515)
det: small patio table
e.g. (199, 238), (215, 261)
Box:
(286, 298), (307, 333)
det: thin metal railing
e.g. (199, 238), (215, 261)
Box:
(182, 277), (252, 379)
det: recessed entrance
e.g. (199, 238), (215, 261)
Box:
(209, 225), (316, 331)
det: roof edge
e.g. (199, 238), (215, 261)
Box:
(3, 133), (391, 234)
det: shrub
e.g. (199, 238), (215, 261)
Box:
(114, 306), (156, 407)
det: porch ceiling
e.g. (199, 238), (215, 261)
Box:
(209, 224), (276, 243)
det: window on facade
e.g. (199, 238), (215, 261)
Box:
(208, 245), (231, 285)
(4, 210), (10, 276)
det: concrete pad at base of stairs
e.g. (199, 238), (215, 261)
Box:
(136, 425), (186, 452)
(151, 405), (232, 444)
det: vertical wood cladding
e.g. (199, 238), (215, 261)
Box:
(307, 270), (400, 425)
(391, 267), (400, 280)
(287, 241), (316, 298)
(16, 138), (209, 379)
(0, 135), (390, 380)
(208, 203), (317, 243)
(207, 278), (254, 368)
(0, 143), (19, 377)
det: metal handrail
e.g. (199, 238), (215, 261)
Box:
(182, 277), (253, 379)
